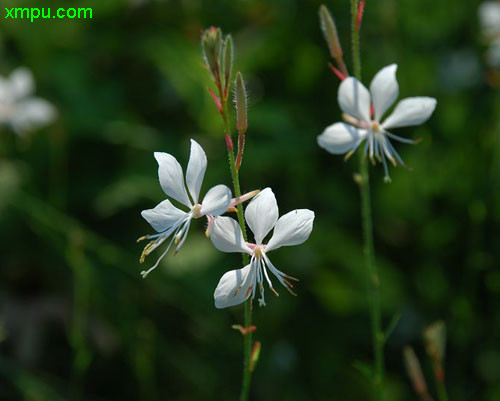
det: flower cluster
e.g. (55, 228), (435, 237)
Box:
(139, 140), (315, 308)
(0, 67), (56, 134)
(317, 64), (436, 181)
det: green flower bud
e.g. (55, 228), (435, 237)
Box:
(222, 35), (233, 95)
(319, 5), (343, 60)
(201, 27), (222, 78)
(235, 72), (247, 134)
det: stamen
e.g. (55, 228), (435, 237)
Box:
(140, 223), (182, 278)
(262, 254), (300, 297)
(260, 256), (274, 289)
(385, 131), (417, 144)
(380, 150), (391, 183)
(258, 282), (266, 307)
(344, 149), (355, 161)
(174, 219), (192, 254)
(384, 137), (406, 167)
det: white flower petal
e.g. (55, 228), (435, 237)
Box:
(245, 188), (278, 245)
(266, 209), (315, 252)
(210, 216), (252, 254)
(479, 2), (500, 37)
(382, 97), (437, 129)
(201, 184), (232, 216)
(370, 64), (399, 121)
(154, 152), (192, 208)
(317, 122), (367, 154)
(141, 199), (187, 233)
(10, 98), (56, 134)
(185, 139), (207, 204)
(338, 77), (371, 122)
(214, 263), (255, 309)
(9, 67), (34, 99)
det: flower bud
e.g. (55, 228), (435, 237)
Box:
(201, 27), (222, 78)
(319, 5), (343, 60)
(222, 35), (233, 96)
(235, 72), (247, 134)
(249, 341), (261, 372)
(403, 347), (429, 396)
(424, 321), (446, 365)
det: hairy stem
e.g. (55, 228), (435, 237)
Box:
(351, 1), (384, 399)
(219, 88), (253, 401)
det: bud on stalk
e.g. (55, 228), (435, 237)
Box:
(319, 5), (343, 61)
(403, 347), (433, 401)
(319, 5), (348, 77)
(249, 341), (261, 372)
(424, 321), (446, 382)
(201, 27), (223, 83)
(222, 35), (233, 100)
(235, 72), (247, 172)
(235, 72), (247, 134)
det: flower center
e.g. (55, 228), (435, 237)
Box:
(371, 120), (382, 133)
(253, 245), (264, 259)
(192, 204), (202, 218)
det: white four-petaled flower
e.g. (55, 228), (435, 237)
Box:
(479, 2), (500, 68)
(140, 139), (232, 277)
(317, 64), (437, 181)
(210, 188), (314, 308)
(0, 67), (56, 134)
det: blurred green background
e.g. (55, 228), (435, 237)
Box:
(1, 0), (499, 400)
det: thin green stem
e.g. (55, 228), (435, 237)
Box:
(435, 377), (448, 401)
(350, 1), (384, 400)
(359, 156), (384, 400)
(219, 89), (253, 401)
(350, 0), (361, 80)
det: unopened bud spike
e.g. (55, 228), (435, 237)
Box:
(235, 72), (247, 134)
(222, 35), (233, 99)
(235, 72), (247, 171)
(319, 5), (343, 60)
(249, 341), (261, 372)
(201, 27), (223, 85)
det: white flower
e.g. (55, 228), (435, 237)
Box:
(139, 139), (232, 278)
(317, 64), (437, 181)
(210, 188), (315, 308)
(479, 1), (500, 39)
(479, 2), (500, 68)
(0, 67), (56, 134)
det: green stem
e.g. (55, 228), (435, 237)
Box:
(350, 0), (361, 80)
(359, 156), (384, 400)
(435, 375), (448, 401)
(350, 1), (384, 400)
(219, 90), (253, 401)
